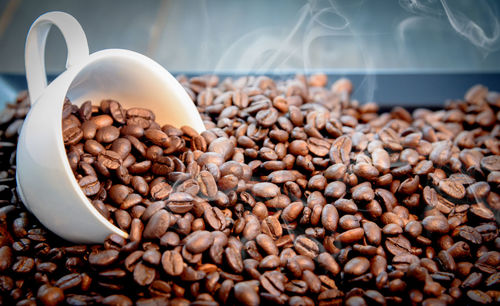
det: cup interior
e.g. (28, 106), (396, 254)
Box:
(66, 51), (203, 130)
(61, 50), (203, 237)
(57, 50), (203, 240)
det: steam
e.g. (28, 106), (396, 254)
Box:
(214, 0), (357, 72)
(207, 0), (498, 101)
(0, 78), (17, 103)
(213, 0), (377, 102)
(399, 0), (500, 54)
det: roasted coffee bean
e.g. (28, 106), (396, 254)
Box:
(318, 252), (340, 276)
(362, 220), (382, 245)
(281, 201), (303, 222)
(98, 150), (122, 169)
(344, 257), (370, 275)
(185, 231), (213, 254)
(294, 235), (319, 258)
(55, 273), (82, 291)
(467, 289), (492, 304)
(12, 256), (34, 273)
(89, 249), (119, 266)
(385, 235), (412, 256)
(234, 280), (260, 306)
(338, 228), (365, 244)
(321, 204), (339, 232)
(438, 179), (466, 199)
(63, 126), (84, 146)
(78, 175), (100, 196)
(423, 215), (450, 234)
(9, 78), (490, 303)
(96, 125), (120, 143)
(256, 234), (278, 256)
(161, 250), (184, 276)
(208, 137), (234, 160)
(37, 285), (65, 306)
(111, 137), (132, 159)
(133, 261), (156, 286)
(252, 182), (279, 198)
(405, 220), (423, 238)
(84, 139), (105, 155)
(143, 210), (170, 239)
(453, 225), (483, 245)
(108, 99), (126, 123)
(225, 246), (244, 273)
(166, 192), (193, 213)
(197, 171), (218, 198)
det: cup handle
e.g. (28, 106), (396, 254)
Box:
(25, 11), (89, 104)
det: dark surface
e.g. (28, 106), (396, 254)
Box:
(2, 72), (500, 110)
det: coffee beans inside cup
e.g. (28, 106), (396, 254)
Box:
(0, 75), (498, 305)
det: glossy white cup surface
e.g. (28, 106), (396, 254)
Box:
(16, 12), (205, 243)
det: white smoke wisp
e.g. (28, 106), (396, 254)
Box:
(213, 0), (377, 102)
(440, 0), (500, 52)
(399, 0), (500, 54)
(213, 0), (355, 72)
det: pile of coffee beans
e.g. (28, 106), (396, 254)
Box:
(0, 75), (499, 305)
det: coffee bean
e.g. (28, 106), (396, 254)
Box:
(438, 179), (466, 199)
(95, 126), (120, 143)
(143, 210), (170, 239)
(37, 285), (65, 306)
(55, 273), (82, 291)
(150, 181), (172, 200)
(385, 235), (412, 256)
(481, 155), (500, 172)
(321, 204), (339, 232)
(281, 201), (303, 222)
(338, 228), (365, 244)
(197, 171), (218, 198)
(422, 215), (450, 234)
(185, 231), (213, 254)
(256, 234), (278, 256)
(0, 246), (13, 272)
(127, 107), (155, 121)
(453, 225), (483, 245)
(467, 289), (492, 304)
(102, 295), (133, 306)
(89, 249), (119, 266)
(225, 246), (243, 273)
(330, 135), (351, 165)
(108, 100), (126, 124)
(208, 138), (234, 161)
(197, 152), (224, 168)
(204, 206), (226, 231)
(133, 261), (155, 286)
(234, 281), (260, 306)
(161, 250), (184, 276)
(294, 235), (319, 258)
(318, 252), (340, 276)
(12, 256), (34, 273)
(98, 150), (122, 169)
(78, 175), (100, 196)
(252, 183), (279, 198)
(30, 79), (494, 304)
(115, 210), (132, 230)
(166, 192), (193, 213)
(344, 257), (370, 275)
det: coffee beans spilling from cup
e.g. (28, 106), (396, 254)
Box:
(0, 74), (499, 305)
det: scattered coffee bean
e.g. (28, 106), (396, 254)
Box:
(0, 77), (498, 305)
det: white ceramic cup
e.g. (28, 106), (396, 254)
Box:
(16, 11), (205, 243)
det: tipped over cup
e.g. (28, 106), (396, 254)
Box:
(16, 11), (205, 243)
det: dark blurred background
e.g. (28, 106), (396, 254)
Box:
(0, 0), (499, 105)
